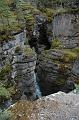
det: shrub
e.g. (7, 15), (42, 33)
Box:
(0, 109), (11, 120)
(51, 38), (62, 48)
(0, 64), (12, 81)
(43, 8), (54, 22)
(23, 46), (35, 57)
(0, 64), (12, 75)
(0, 86), (11, 100)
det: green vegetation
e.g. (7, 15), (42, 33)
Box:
(1, 64), (12, 74)
(62, 49), (78, 62)
(23, 46), (35, 57)
(0, 64), (14, 102)
(0, 0), (79, 42)
(42, 46), (79, 63)
(54, 8), (79, 15)
(51, 38), (62, 49)
(0, 64), (12, 81)
(41, 8), (54, 22)
(0, 109), (11, 120)
(0, 85), (11, 99)
(71, 47), (79, 54)
(24, 14), (35, 31)
(50, 38), (79, 62)
(0, 0), (42, 42)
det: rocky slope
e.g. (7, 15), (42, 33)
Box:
(10, 91), (79, 120)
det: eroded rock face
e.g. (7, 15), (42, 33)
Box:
(72, 58), (79, 76)
(0, 31), (37, 101)
(12, 47), (37, 100)
(69, 58), (79, 84)
(36, 49), (78, 96)
(10, 92), (79, 120)
(53, 14), (79, 48)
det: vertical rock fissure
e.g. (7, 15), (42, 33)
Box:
(28, 21), (51, 54)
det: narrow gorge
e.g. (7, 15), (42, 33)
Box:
(0, 0), (79, 120)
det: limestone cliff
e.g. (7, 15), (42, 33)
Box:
(0, 31), (37, 102)
(36, 48), (79, 95)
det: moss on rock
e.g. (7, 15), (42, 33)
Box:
(0, 64), (12, 75)
(62, 49), (78, 62)
(42, 8), (54, 22)
(51, 38), (62, 49)
(0, 64), (12, 82)
(23, 46), (36, 58)
(41, 47), (79, 63)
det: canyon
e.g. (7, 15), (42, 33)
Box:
(0, 0), (79, 119)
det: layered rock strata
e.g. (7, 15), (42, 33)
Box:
(0, 31), (37, 101)
(36, 48), (79, 95)
(53, 14), (79, 48)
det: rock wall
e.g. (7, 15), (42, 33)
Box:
(12, 46), (37, 100)
(69, 58), (79, 84)
(53, 14), (79, 48)
(30, 0), (79, 10)
(0, 30), (37, 101)
(28, 13), (79, 52)
(36, 49), (78, 96)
